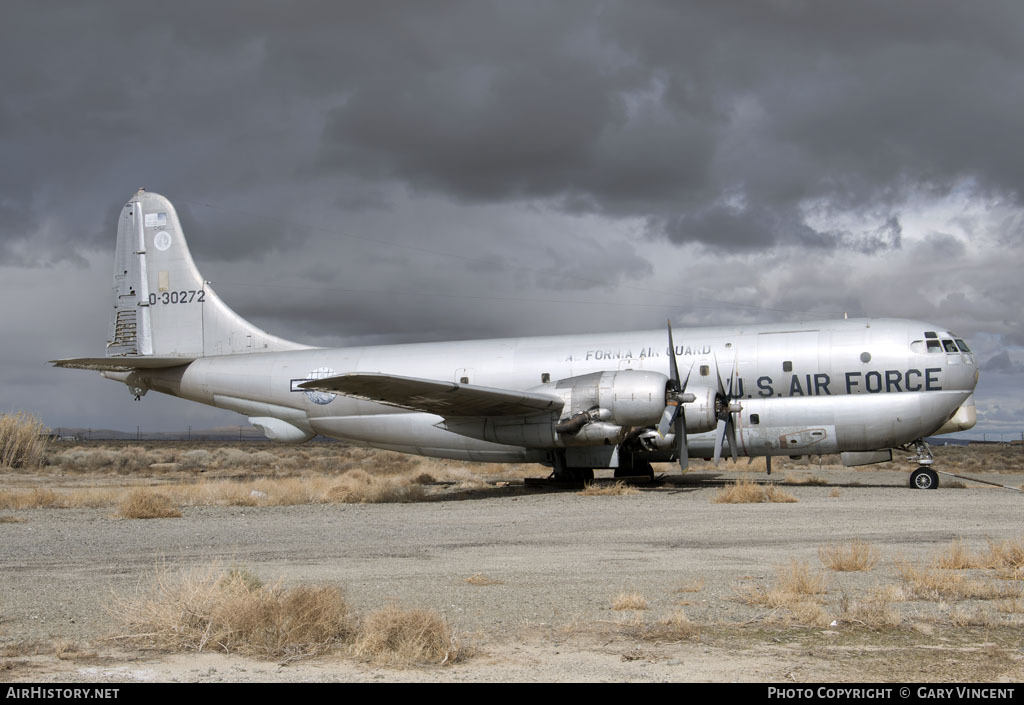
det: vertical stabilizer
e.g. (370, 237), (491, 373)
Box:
(106, 189), (309, 359)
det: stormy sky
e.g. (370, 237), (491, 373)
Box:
(2, 1), (1022, 439)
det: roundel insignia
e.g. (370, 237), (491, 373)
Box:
(304, 367), (337, 405)
(153, 231), (172, 251)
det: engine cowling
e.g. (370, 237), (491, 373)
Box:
(676, 384), (718, 435)
(544, 369), (668, 429)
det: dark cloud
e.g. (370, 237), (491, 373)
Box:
(1, 1), (1023, 435)
(5, 1), (1024, 259)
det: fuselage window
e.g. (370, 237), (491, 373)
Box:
(910, 340), (926, 353)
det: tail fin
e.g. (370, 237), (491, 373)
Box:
(106, 189), (309, 358)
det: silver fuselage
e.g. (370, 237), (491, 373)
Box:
(118, 317), (978, 464)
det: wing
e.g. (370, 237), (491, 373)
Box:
(50, 356), (196, 371)
(299, 372), (563, 417)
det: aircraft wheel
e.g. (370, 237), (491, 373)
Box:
(909, 467), (939, 490)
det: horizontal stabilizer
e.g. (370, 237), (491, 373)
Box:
(299, 372), (563, 417)
(50, 356), (196, 372)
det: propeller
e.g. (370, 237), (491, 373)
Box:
(712, 353), (743, 464)
(657, 321), (694, 470)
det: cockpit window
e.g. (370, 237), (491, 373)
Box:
(955, 338), (971, 353)
(942, 340), (957, 353)
(926, 340), (942, 352)
(924, 331), (938, 339)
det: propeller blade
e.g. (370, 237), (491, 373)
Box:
(726, 415), (739, 462)
(713, 417), (728, 465)
(656, 401), (678, 438)
(666, 320), (680, 386)
(713, 353), (726, 397)
(676, 408), (689, 471)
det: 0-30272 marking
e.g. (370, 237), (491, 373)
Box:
(147, 290), (205, 305)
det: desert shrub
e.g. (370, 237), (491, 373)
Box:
(179, 449), (213, 469)
(352, 607), (460, 665)
(578, 481), (640, 496)
(116, 565), (353, 659)
(117, 488), (182, 519)
(326, 469), (425, 503)
(819, 541), (880, 571)
(612, 591), (649, 611)
(714, 479), (798, 504)
(0, 413), (49, 468)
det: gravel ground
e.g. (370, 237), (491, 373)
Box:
(2, 468), (1023, 682)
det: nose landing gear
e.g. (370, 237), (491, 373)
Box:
(906, 439), (938, 490)
(910, 466), (939, 490)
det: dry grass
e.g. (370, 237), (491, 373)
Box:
(924, 537), (1024, 576)
(352, 607), (461, 666)
(0, 413), (48, 469)
(464, 574), (503, 586)
(948, 607), (996, 628)
(784, 474), (828, 486)
(895, 561), (1022, 601)
(639, 609), (701, 642)
(932, 539), (983, 570)
(735, 560), (830, 625)
(116, 489), (181, 519)
(114, 564), (467, 665)
(38, 442), (546, 484)
(839, 586), (903, 629)
(115, 565), (355, 659)
(765, 485), (799, 503)
(0, 471), (434, 510)
(0, 515), (26, 523)
(996, 598), (1024, 614)
(984, 537), (1024, 572)
(577, 481), (640, 496)
(819, 541), (880, 571)
(323, 469), (427, 503)
(829, 488), (841, 498)
(713, 479), (798, 504)
(713, 478), (764, 503)
(612, 591), (649, 611)
(776, 560), (829, 596)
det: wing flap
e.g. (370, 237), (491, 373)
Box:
(50, 356), (197, 371)
(299, 372), (563, 417)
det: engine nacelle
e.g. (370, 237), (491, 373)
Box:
(678, 384), (718, 434)
(441, 369), (691, 449)
(537, 369), (669, 430)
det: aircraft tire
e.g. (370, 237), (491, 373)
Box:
(909, 467), (939, 490)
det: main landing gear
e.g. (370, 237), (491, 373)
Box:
(906, 439), (938, 490)
(539, 449), (654, 486)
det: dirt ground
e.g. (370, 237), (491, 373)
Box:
(1, 443), (1023, 683)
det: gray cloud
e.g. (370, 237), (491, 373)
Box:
(982, 351), (1024, 374)
(1, 1), (1023, 436)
